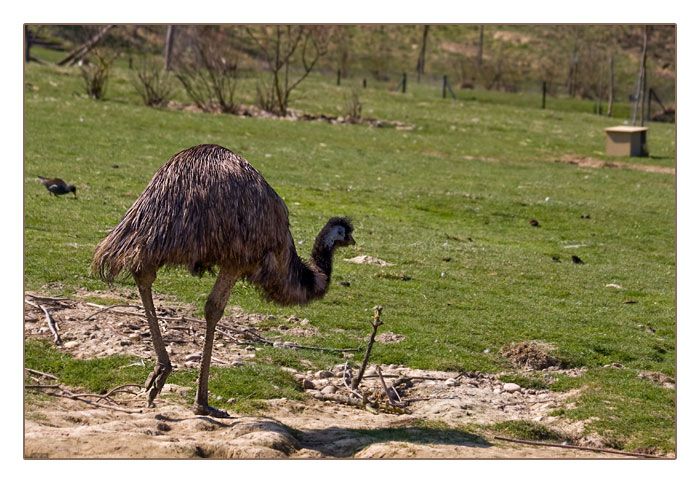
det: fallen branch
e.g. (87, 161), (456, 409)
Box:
(352, 305), (383, 390)
(83, 304), (144, 321)
(492, 436), (665, 459)
(26, 383), (143, 414)
(375, 365), (400, 405)
(25, 368), (58, 380)
(26, 299), (62, 345)
(25, 293), (73, 303)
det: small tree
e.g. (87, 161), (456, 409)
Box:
(246, 25), (328, 116)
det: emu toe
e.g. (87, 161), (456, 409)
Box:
(144, 361), (172, 407)
(193, 403), (231, 418)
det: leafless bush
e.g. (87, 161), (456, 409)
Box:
(174, 28), (238, 113)
(131, 58), (173, 107)
(345, 90), (362, 123)
(80, 50), (116, 100)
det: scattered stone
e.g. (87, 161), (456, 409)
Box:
(445, 378), (458, 387)
(63, 341), (79, 349)
(315, 370), (333, 379)
(605, 283), (623, 289)
(493, 387), (503, 395)
(119, 339), (132, 346)
(321, 385), (338, 394)
(185, 353), (202, 362)
(503, 383), (521, 393)
(302, 378), (316, 390)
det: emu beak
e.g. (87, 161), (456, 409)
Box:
(348, 235), (356, 246)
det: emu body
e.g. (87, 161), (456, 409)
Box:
(93, 144), (354, 416)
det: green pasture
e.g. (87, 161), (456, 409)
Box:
(24, 57), (675, 454)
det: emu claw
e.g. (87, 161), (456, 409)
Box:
(144, 362), (172, 406)
(193, 403), (230, 418)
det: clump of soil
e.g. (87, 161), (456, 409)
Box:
(637, 371), (675, 389)
(500, 341), (561, 370)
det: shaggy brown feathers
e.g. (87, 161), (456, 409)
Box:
(93, 144), (353, 306)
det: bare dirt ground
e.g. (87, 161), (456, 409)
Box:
(24, 289), (637, 459)
(555, 154), (676, 175)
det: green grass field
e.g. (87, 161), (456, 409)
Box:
(24, 57), (675, 454)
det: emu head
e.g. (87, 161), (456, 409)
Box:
(323, 217), (355, 249)
(68, 185), (77, 197)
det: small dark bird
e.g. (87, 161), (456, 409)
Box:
(572, 255), (584, 264)
(37, 176), (76, 197)
(529, 219), (540, 227)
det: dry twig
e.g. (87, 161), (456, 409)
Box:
(25, 368), (58, 380)
(26, 299), (62, 345)
(352, 305), (383, 390)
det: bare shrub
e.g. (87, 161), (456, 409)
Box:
(80, 50), (116, 100)
(131, 58), (173, 107)
(344, 90), (362, 123)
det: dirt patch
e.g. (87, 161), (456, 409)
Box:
(500, 341), (561, 370)
(555, 154), (675, 175)
(344, 255), (395, 266)
(637, 371), (675, 389)
(375, 332), (405, 344)
(24, 292), (647, 459)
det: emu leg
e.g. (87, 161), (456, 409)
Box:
(193, 268), (238, 417)
(134, 269), (172, 407)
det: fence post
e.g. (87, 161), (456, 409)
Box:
(337, 69), (341, 86)
(542, 81), (546, 109)
(443, 75), (447, 99)
(402, 72), (406, 93)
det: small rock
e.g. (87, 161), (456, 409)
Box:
(315, 370), (334, 379)
(119, 339), (132, 346)
(63, 341), (79, 349)
(227, 398), (237, 404)
(129, 333), (141, 340)
(184, 361), (198, 368)
(503, 383), (521, 393)
(321, 385), (338, 394)
(186, 353), (202, 362)
(302, 378), (316, 390)
(445, 378), (458, 387)
(493, 387), (503, 395)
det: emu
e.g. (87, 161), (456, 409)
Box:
(93, 144), (354, 417)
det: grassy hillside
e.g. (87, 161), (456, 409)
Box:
(24, 55), (675, 453)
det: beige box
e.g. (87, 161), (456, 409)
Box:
(604, 126), (649, 157)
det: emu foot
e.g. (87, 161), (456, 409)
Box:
(193, 403), (230, 418)
(144, 361), (172, 407)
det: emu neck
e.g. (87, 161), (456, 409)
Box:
(310, 237), (335, 280)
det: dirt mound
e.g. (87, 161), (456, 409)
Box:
(500, 342), (561, 370)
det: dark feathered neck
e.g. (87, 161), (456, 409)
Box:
(310, 227), (336, 279)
